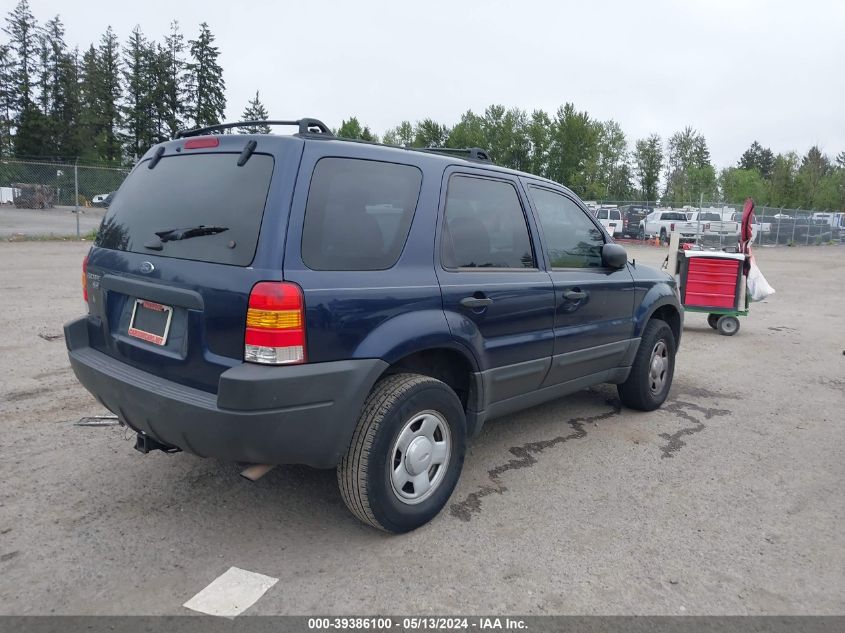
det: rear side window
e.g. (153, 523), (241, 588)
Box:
(441, 175), (535, 269)
(301, 158), (422, 271)
(96, 154), (274, 266)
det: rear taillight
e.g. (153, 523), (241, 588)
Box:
(244, 282), (305, 365)
(82, 253), (89, 302)
(670, 223), (675, 231)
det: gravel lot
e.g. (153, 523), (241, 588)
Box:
(0, 241), (843, 616)
(0, 206), (105, 238)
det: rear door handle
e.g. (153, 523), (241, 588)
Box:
(460, 296), (494, 308)
(563, 290), (587, 301)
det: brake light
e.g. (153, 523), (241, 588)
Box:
(670, 223), (675, 231)
(184, 137), (220, 149)
(244, 282), (305, 365)
(82, 253), (89, 302)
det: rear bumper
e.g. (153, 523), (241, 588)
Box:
(65, 317), (387, 468)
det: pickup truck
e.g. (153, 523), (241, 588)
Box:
(682, 211), (740, 240)
(638, 210), (690, 242)
(639, 211), (739, 243)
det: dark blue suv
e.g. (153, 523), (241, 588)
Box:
(65, 118), (682, 533)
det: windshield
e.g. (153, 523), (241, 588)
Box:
(96, 153), (274, 266)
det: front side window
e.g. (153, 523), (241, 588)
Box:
(301, 158), (422, 271)
(441, 175), (535, 269)
(528, 187), (605, 269)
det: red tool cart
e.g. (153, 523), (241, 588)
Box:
(669, 199), (757, 336)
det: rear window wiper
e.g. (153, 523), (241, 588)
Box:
(144, 225), (228, 250)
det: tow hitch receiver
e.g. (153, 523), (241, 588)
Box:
(134, 433), (181, 455)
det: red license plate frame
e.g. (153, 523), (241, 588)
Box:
(128, 299), (173, 346)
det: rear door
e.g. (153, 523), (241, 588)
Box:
(85, 138), (302, 393)
(524, 184), (636, 386)
(436, 169), (554, 404)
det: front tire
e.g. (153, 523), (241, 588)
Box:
(338, 373), (466, 533)
(617, 319), (676, 411)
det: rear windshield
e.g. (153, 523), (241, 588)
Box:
(699, 213), (722, 221)
(96, 153), (274, 266)
(661, 212), (688, 221)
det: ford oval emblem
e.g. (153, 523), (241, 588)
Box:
(139, 261), (155, 274)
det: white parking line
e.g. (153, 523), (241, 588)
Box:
(183, 567), (279, 617)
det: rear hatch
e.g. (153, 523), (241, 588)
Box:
(84, 136), (302, 393)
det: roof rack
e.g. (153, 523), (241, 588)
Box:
(174, 118), (332, 139)
(414, 146), (492, 163)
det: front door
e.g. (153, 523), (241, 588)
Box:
(524, 184), (636, 386)
(436, 171), (555, 404)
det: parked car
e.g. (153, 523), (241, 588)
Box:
(92, 192), (115, 208)
(618, 205), (652, 238)
(638, 210), (690, 242)
(594, 207), (623, 237)
(65, 118), (683, 533)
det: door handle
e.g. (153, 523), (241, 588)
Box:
(563, 290), (587, 301)
(460, 296), (494, 308)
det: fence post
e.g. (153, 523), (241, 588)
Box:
(775, 208), (782, 245)
(74, 160), (80, 239)
(807, 209), (813, 245)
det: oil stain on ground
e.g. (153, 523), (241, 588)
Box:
(450, 391), (733, 521)
(450, 401), (622, 522)
(657, 400), (731, 458)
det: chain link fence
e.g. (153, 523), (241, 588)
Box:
(2, 159), (843, 245)
(1, 158), (129, 238)
(590, 200), (844, 248)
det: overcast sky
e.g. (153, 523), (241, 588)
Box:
(17, 0), (845, 167)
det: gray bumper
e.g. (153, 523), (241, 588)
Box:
(65, 317), (387, 468)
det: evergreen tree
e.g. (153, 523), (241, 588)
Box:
(238, 90), (270, 133)
(3, 0), (37, 109)
(0, 44), (15, 156)
(337, 116), (363, 139)
(121, 26), (156, 159)
(186, 22), (225, 129)
(4, 0), (45, 155)
(738, 141), (774, 179)
(157, 21), (186, 138)
(96, 26), (122, 162)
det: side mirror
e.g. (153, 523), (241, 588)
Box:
(602, 243), (628, 269)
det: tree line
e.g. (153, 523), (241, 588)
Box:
(340, 113), (845, 211)
(0, 0), (234, 164)
(1, 0), (843, 210)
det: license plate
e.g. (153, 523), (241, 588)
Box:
(128, 299), (173, 346)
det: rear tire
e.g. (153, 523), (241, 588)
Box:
(717, 315), (740, 336)
(707, 313), (720, 329)
(337, 373), (466, 533)
(618, 319), (676, 411)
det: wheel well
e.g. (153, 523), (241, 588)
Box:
(650, 305), (681, 344)
(385, 349), (475, 411)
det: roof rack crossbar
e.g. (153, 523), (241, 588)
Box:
(417, 146), (492, 163)
(174, 118), (332, 139)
